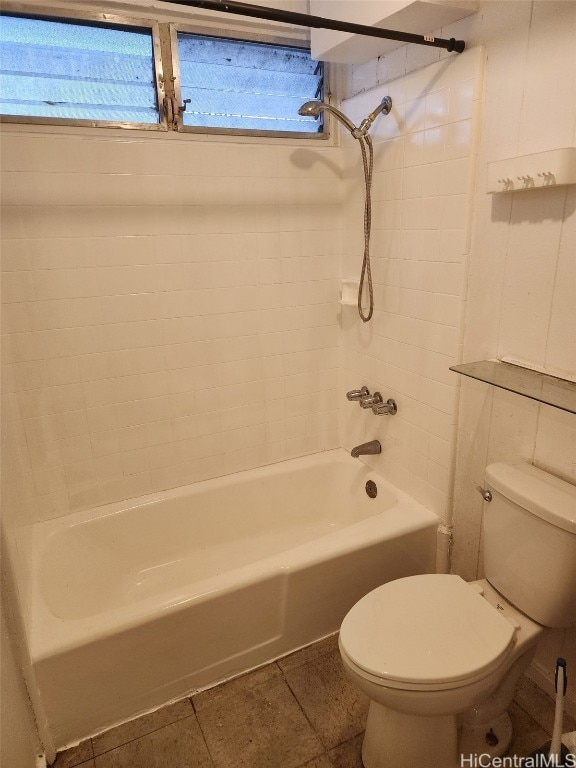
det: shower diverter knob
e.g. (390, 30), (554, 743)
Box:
(346, 386), (369, 401)
(372, 399), (398, 416)
(360, 392), (383, 408)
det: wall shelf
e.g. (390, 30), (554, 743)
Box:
(487, 148), (576, 193)
(449, 360), (576, 415)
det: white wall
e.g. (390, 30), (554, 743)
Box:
(1, 283), (41, 767)
(339, 47), (483, 526)
(342, 0), (576, 714)
(0, 0), (344, 528)
(450, 0), (576, 715)
(0, 596), (41, 768)
(1, 131), (343, 523)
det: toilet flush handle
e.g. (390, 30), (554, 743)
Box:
(476, 486), (492, 502)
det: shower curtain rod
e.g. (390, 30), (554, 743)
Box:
(159, 0), (466, 53)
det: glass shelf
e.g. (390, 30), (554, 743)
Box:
(449, 360), (576, 415)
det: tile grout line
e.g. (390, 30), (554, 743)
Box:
(279, 659), (334, 760)
(189, 692), (222, 768)
(89, 708), (196, 760)
(191, 650), (335, 767)
(279, 648), (366, 765)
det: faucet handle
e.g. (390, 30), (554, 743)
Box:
(360, 392), (383, 408)
(346, 386), (369, 401)
(372, 398), (397, 416)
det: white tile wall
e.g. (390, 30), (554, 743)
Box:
(434, 2), (576, 576)
(1, 133), (343, 522)
(338, 48), (483, 522)
(343, 5), (576, 710)
(438, 1), (576, 711)
(344, 8), (575, 706)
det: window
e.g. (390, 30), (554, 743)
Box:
(0, 13), (164, 128)
(0, 9), (325, 138)
(174, 33), (324, 136)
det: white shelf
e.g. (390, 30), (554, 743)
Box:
(487, 148), (576, 194)
(310, 0), (477, 63)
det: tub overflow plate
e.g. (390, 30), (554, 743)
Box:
(365, 480), (377, 498)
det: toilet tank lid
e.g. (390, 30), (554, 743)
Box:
(485, 462), (576, 534)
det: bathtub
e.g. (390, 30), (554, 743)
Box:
(9, 448), (438, 751)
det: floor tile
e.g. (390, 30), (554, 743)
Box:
(277, 634), (339, 673)
(93, 716), (213, 768)
(193, 663), (282, 713)
(515, 675), (576, 737)
(507, 702), (551, 757)
(300, 755), (334, 768)
(283, 649), (369, 749)
(328, 734), (364, 768)
(52, 739), (94, 767)
(92, 699), (194, 755)
(195, 676), (324, 768)
(50, 642), (567, 768)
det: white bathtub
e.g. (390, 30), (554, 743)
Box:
(10, 449), (438, 751)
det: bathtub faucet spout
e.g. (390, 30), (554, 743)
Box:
(351, 440), (381, 458)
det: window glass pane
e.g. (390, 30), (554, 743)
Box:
(176, 34), (324, 134)
(0, 14), (159, 123)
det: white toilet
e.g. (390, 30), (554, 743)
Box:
(339, 461), (576, 768)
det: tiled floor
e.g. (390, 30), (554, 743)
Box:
(53, 634), (574, 768)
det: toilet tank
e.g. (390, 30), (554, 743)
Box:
(483, 462), (576, 628)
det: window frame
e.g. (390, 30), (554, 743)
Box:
(168, 22), (328, 140)
(0, 5), (169, 131)
(0, 4), (328, 140)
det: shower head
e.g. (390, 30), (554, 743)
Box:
(297, 100), (323, 117)
(298, 96), (392, 138)
(298, 100), (357, 135)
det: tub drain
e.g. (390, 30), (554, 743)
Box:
(365, 480), (377, 498)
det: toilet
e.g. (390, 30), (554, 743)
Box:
(339, 461), (576, 768)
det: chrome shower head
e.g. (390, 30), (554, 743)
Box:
(298, 100), (358, 135)
(298, 100), (324, 117)
(298, 97), (392, 138)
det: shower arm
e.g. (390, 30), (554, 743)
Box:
(356, 97), (393, 137)
(314, 104), (357, 136)
(159, 0), (466, 54)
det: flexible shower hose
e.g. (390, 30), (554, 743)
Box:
(357, 133), (374, 322)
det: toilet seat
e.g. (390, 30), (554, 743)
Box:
(339, 574), (516, 691)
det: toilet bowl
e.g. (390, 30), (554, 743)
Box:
(339, 574), (541, 768)
(339, 462), (576, 768)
